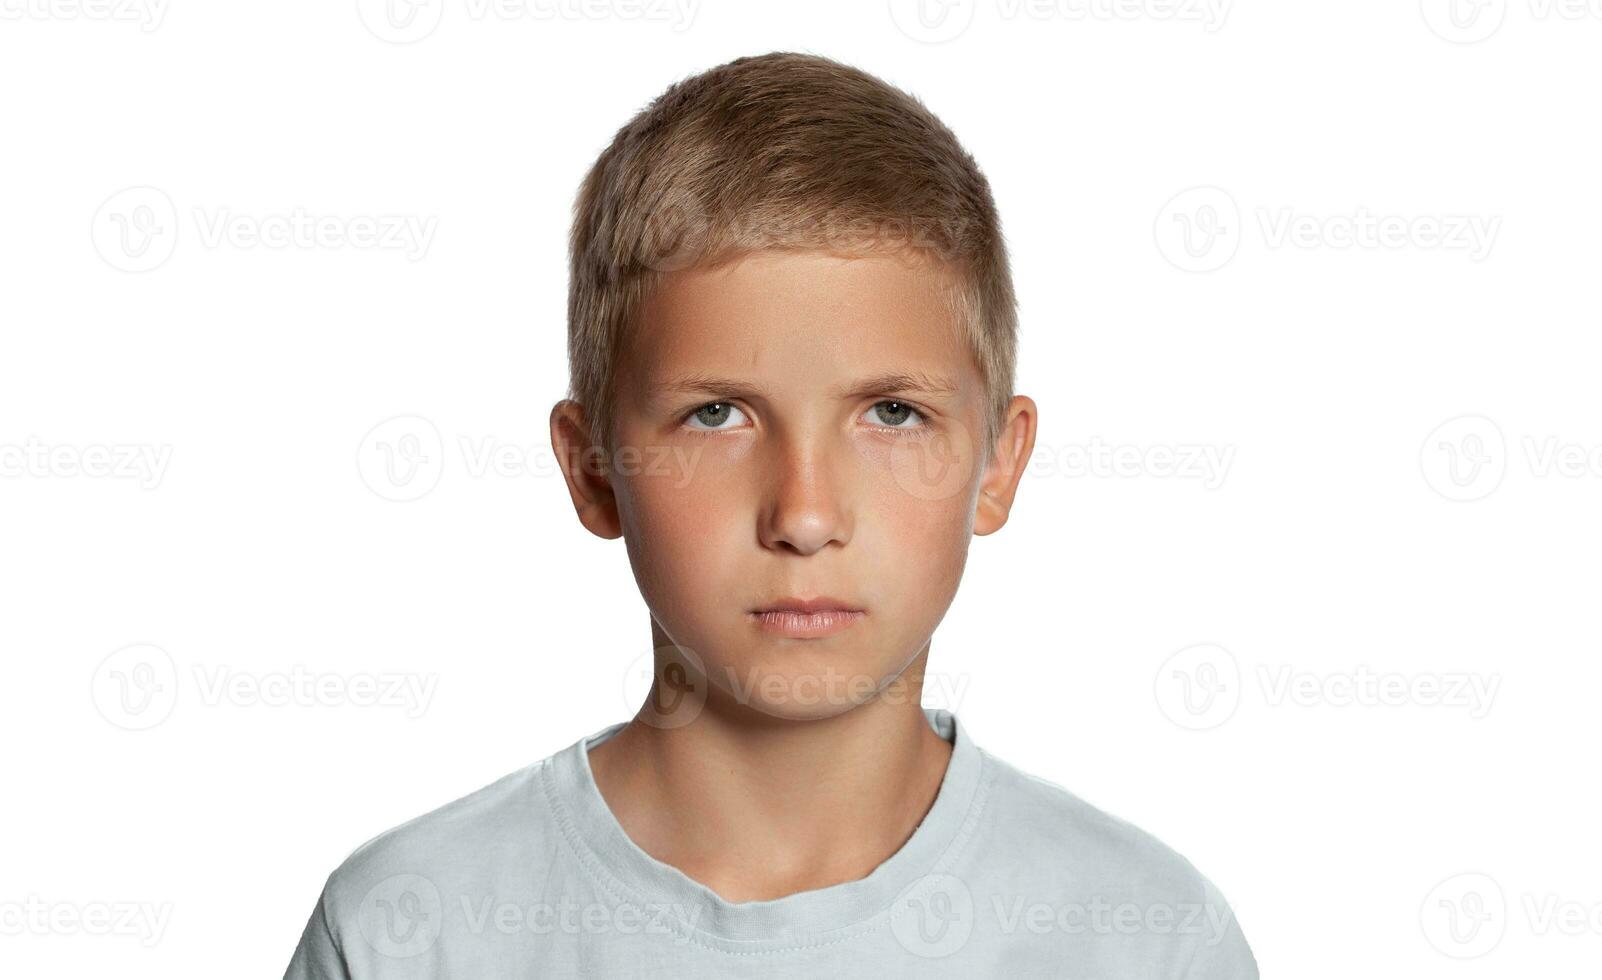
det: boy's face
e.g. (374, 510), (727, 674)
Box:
(556, 248), (1033, 723)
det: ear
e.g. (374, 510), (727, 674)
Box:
(550, 400), (623, 540)
(973, 395), (1038, 536)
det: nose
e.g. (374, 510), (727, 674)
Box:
(758, 436), (853, 557)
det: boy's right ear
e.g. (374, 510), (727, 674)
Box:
(549, 400), (623, 540)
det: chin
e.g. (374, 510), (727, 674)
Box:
(701, 643), (913, 723)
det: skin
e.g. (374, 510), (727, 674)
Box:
(550, 247), (1037, 903)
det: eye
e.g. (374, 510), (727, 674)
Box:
(683, 401), (751, 431)
(861, 400), (926, 430)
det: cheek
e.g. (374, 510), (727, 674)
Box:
(615, 430), (976, 616)
(856, 431), (981, 536)
(863, 490), (973, 604)
(613, 441), (754, 614)
(853, 438), (977, 610)
(858, 411), (986, 515)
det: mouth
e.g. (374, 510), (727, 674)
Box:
(748, 596), (866, 638)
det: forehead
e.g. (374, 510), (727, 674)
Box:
(627, 249), (971, 386)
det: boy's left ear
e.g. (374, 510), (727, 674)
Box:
(974, 395), (1038, 536)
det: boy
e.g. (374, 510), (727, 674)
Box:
(285, 52), (1257, 978)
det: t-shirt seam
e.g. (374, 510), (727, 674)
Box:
(316, 885), (351, 977)
(938, 747), (997, 872)
(536, 738), (997, 958)
(538, 753), (895, 957)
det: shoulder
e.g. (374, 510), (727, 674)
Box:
(973, 749), (1258, 978)
(317, 760), (557, 914)
(981, 750), (1210, 891)
(285, 760), (565, 975)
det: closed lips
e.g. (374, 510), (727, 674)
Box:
(750, 597), (863, 614)
(749, 600), (866, 637)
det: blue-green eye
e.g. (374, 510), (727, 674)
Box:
(684, 402), (751, 431)
(862, 400), (925, 429)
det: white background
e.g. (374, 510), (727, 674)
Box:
(3, 0), (1599, 976)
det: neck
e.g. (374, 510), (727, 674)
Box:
(587, 645), (953, 904)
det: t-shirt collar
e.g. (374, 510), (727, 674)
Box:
(539, 706), (989, 950)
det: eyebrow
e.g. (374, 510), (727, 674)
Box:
(647, 370), (960, 402)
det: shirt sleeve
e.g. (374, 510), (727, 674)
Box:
(284, 888), (352, 980)
(1179, 880), (1258, 980)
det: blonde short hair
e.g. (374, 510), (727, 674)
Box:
(566, 51), (1018, 452)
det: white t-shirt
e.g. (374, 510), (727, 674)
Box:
(285, 708), (1257, 978)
